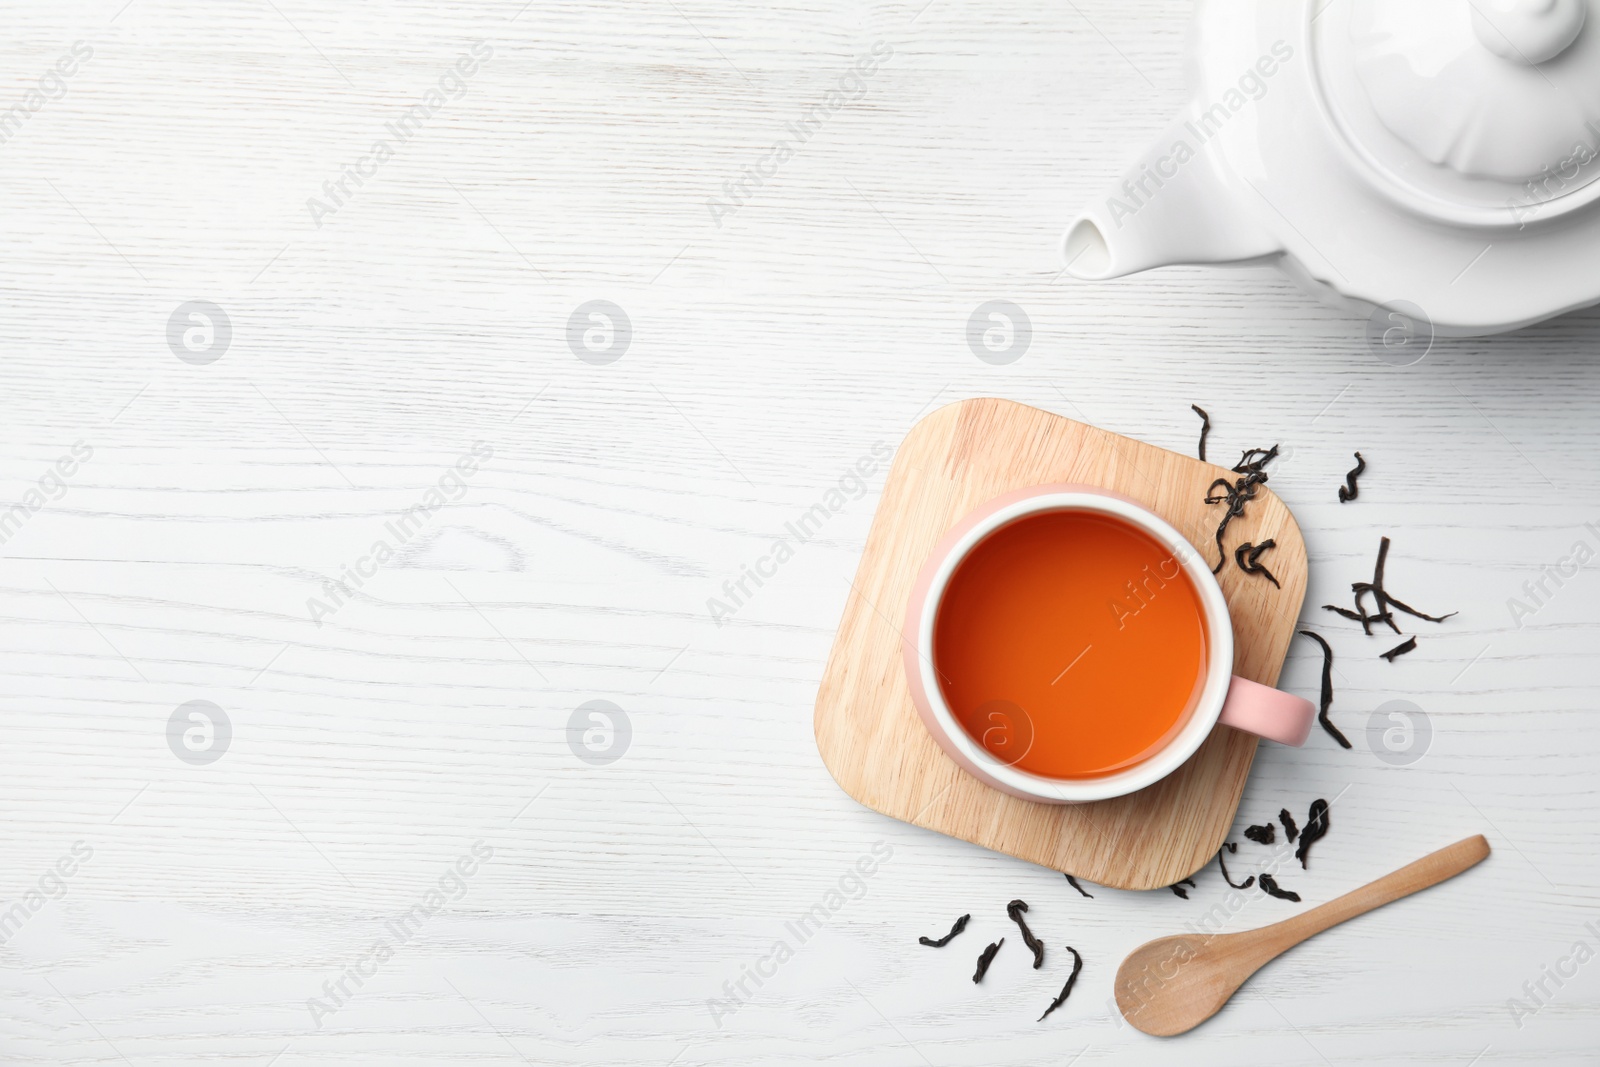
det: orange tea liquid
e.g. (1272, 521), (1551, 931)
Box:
(933, 510), (1209, 779)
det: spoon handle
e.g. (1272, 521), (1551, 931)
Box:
(1253, 835), (1490, 958)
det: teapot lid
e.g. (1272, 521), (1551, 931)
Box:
(1312, 0), (1600, 225)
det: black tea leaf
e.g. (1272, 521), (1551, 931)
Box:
(1259, 873), (1302, 902)
(1328, 537), (1457, 637)
(1235, 540), (1282, 589)
(1298, 629), (1351, 749)
(1191, 404), (1211, 462)
(1337, 452), (1366, 503)
(1381, 636), (1418, 662)
(1218, 845), (1255, 890)
(919, 914), (970, 948)
(1006, 899), (1045, 969)
(972, 938), (1004, 983)
(1296, 799), (1330, 869)
(1204, 445), (1279, 573)
(1037, 946), (1084, 1022)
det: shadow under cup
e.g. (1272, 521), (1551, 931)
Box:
(931, 509), (1211, 781)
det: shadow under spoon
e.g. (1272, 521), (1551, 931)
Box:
(1114, 834), (1491, 1036)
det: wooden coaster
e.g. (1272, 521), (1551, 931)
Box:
(813, 399), (1307, 890)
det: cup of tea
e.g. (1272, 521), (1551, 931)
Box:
(904, 484), (1314, 804)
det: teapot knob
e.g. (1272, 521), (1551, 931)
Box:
(1471, 0), (1586, 64)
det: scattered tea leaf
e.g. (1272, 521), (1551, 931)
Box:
(1297, 629), (1351, 749)
(1337, 452), (1366, 503)
(973, 938), (1004, 983)
(1279, 808), (1299, 842)
(1204, 445), (1279, 574)
(1366, 538), (1457, 625)
(1037, 946), (1084, 1022)
(1168, 878), (1197, 899)
(1296, 799), (1330, 870)
(1191, 404), (1211, 462)
(1233, 447), (1279, 472)
(1322, 603), (1394, 633)
(1258, 873), (1302, 902)
(1234, 539), (1282, 589)
(1007, 899), (1045, 969)
(919, 914), (970, 948)
(1380, 636), (1418, 662)
(1064, 874), (1094, 899)
(1218, 845), (1255, 890)
(1328, 537), (1457, 636)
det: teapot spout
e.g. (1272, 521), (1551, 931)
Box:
(1062, 113), (1281, 281)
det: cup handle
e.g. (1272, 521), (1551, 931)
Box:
(1217, 675), (1316, 746)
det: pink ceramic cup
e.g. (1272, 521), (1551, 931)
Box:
(903, 484), (1315, 804)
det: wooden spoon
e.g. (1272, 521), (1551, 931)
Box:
(1115, 834), (1490, 1036)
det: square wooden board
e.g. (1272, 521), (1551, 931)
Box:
(813, 398), (1307, 890)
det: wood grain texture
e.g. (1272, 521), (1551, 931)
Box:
(815, 397), (1308, 889)
(0, 0), (1598, 1064)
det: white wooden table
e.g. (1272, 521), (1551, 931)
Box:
(3, 1), (1597, 1063)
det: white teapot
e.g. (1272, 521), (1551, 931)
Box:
(1062, 0), (1600, 335)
